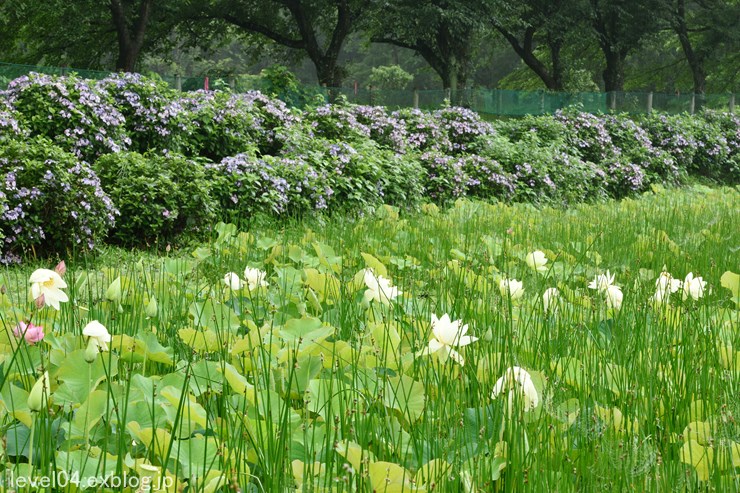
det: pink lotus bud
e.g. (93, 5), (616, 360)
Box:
(13, 321), (45, 345)
(54, 260), (67, 277)
(35, 293), (46, 309)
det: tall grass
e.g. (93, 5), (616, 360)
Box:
(0, 185), (738, 492)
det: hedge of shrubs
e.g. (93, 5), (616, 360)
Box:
(1, 72), (738, 262)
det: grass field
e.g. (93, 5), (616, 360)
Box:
(1, 185), (739, 492)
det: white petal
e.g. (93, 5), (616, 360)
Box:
(363, 269), (379, 291)
(362, 289), (376, 305)
(29, 268), (56, 284)
(83, 320), (111, 341)
(426, 339), (445, 354)
(447, 348), (465, 366)
(45, 294), (61, 310)
(455, 335), (478, 347)
(491, 375), (507, 398)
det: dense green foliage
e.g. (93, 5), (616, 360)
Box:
(0, 137), (117, 262)
(0, 73), (738, 261)
(0, 187), (737, 491)
(94, 152), (217, 246)
(0, 0), (737, 93)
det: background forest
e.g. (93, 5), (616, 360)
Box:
(0, 0), (737, 95)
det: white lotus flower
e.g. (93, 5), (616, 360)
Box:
(682, 272), (706, 301)
(656, 271), (681, 294)
(244, 267), (269, 291)
(223, 272), (243, 290)
(542, 287), (560, 312)
(651, 287), (671, 306)
(491, 366), (539, 413)
(29, 268), (69, 310)
(605, 285), (623, 310)
(588, 270), (615, 293)
(82, 320), (111, 351)
(499, 278), (524, 300)
(362, 269), (401, 305)
(525, 251), (548, 272)
(419, 313), (478, 366)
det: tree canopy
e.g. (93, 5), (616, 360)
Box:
(0, 0), (737, 92)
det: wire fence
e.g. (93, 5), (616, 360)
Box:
(1, 61), (735, 116)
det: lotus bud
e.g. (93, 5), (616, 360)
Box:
(85, 338), (100, 363)
(145, 297), (158, 318)
(136, 464), (161, 493)
(54, 260), (67, 277)
(27, 371), (50, 412)
(105, 277), (122, 302)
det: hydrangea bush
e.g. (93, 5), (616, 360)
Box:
(207, 150), (332, 220)
(691, 110), (740, 183)
(350, 105), (408, 152)
(0, 137), (116, 262)
(309, 139), (424, 211)
(94, 151), (218, 246)
(96, 72), (185, 153)
(4, 73), (130, 161)
(304, 104), (372, 142)
(0, 102), (26, 141)
(641, 111), (739, 184)
(434, 106), (495, 154)
(554, 108), (617, 164)
(392, 108), (453, 153)
(602, 115), (680, 184)
(179, 90), (297, 160)
(1, 72), (739, 255)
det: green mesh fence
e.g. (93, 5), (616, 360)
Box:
(0, 61), (735, 116)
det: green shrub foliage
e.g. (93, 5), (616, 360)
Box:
(94, 152), (217, 246)
(0, 73), (738, 256)
(0, 137), (116, 262)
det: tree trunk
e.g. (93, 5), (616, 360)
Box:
(496, 27), (562, 91)
(116, 47), (138, 72)
(449, 70), (458, 94)
(110, 0), (152, 72)
(315, 59), (339, 87)
(674, 0), (706, 95)
(602, 50), (625, 92)
(549, 39), (565, 91)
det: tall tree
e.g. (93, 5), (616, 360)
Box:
(0, 0), (174, 71)
(193, 0), (370, 87)
(661, 0), (740, 94)
(489, 0), (585, 91)
(369, 0), (485, 91)
(587, 0), (661, 91)
(110, 0), (154, 71)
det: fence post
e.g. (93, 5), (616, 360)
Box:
(175, 75), (182, 91)
(445, 88), (451, 104)
(690, 94), (695, 114)
(540, 91), (545, 115)
(228, 75), (236, 92)
(413, 88), (419, 109)
(730, 93), (735, 114)
(608, 92), (616, 111)
(646, 92), (653, 113)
